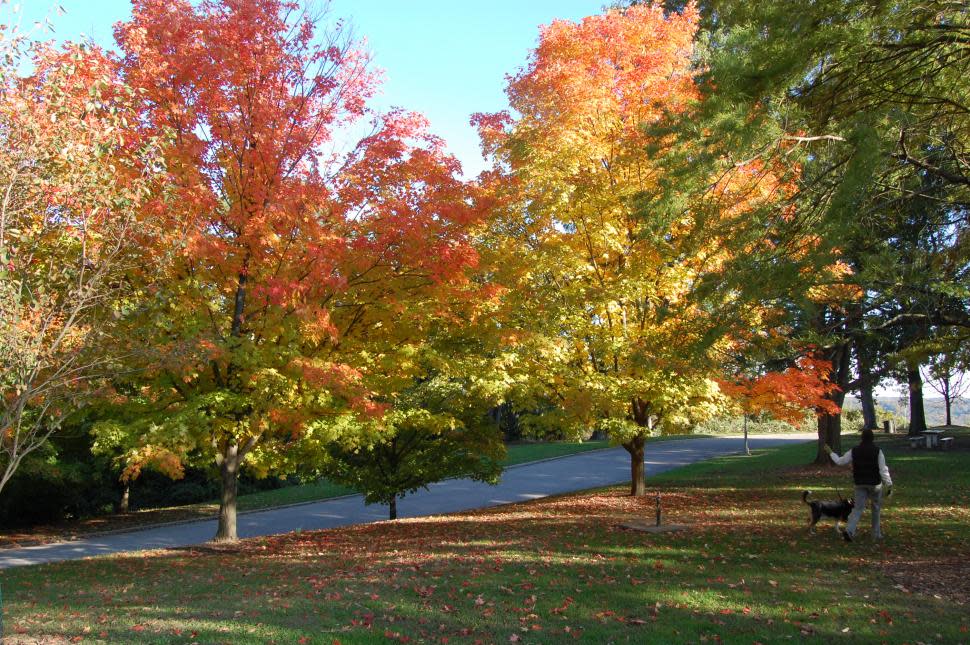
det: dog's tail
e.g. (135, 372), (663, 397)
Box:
(802, 490), (812, 505)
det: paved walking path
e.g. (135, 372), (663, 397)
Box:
(0, 433), (813, 569)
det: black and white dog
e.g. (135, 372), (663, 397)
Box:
(802, 490), (854, 534)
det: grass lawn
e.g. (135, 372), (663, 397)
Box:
(503, 434), (719, 467)
(501, 439), (609, 466)
(236, 480), (356, 512)
(2, 430), (968, 643)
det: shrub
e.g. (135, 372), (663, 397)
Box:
(0, 445), (117, 528)
(693, 413), (814, 435)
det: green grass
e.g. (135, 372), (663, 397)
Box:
(502, 439), (610, 465)
(236, 479), (356, 511)
(4, 430), (967, 643)
(502, 433), (712, 468)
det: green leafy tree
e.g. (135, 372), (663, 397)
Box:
(323, 390), (504, 520)
(647, 0), (970, 460)
(310, 280), (510, 519)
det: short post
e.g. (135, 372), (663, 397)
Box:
(655, 492), (661, 527)
(883, 420), (895, 434)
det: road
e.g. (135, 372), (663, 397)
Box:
(0, 433), (814, 568)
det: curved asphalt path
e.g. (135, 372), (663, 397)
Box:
(0, 433), (813, 569)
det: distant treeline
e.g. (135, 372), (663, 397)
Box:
(844, 397), (969, 427)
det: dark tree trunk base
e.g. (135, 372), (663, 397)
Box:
(814, 343), (850, 464)
(215, 445), (240, 542)
(623, 435), (647, 496)
(743, 416), (751, 456)
(816, 411), (842, 465)
(907, 364), (928, 435)
(117, 484), (130, 514)
(857, 341), (878, 429)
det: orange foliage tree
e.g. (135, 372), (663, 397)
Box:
(476, 3), (804, 495)
(100, 0), (486, 540)
(718, 357), (841, 454)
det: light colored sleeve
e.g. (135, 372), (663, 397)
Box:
(830, 450), (853, 466)
(879, 451), (892, 487)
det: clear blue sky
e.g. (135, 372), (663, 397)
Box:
(17, 0), (607, 177)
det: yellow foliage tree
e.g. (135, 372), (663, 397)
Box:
(476, 3), (795, 494)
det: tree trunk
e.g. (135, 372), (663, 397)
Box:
(855, 339), (878, 429)
(743, 415), (750, 456)
(942, 374), (953, 426)
(626, 397), (654, 496)
(906, 363), (927, 435)
(118, 484), (130, 513)
(816, 409), (842, 464)
(815, 344), (850, 464)
(860, 385), (877, 430)
(622, 434), (646, 496)
(389, 495), (397, 520)
(215, 444), (240, 542)
(214, 268), (250, 542)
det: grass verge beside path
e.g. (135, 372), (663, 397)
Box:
(3, 430), (968, 643)
(504, 433), (713, 466)
(502, 439), (609, 466)
(236, 480), (354, 512)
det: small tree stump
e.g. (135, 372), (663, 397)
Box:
(619, 492), (688, 532)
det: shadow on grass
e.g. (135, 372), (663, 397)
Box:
(4, 487), (968, 644)
(3, 435), (969, 643)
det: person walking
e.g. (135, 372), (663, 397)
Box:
(824, 428), (893, 542)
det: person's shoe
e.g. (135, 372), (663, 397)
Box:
(840, 528), (853, 542)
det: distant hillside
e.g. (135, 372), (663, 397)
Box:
(843, 396), (970, 427)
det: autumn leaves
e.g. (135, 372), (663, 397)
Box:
(474, 6), (836, 493)
(2, 0), (846, 541)
(104, 0), (494, 540)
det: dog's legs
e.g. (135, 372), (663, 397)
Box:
(808, 507), (821, 535)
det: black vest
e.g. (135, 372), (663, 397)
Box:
(851, 443), (881, 485)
